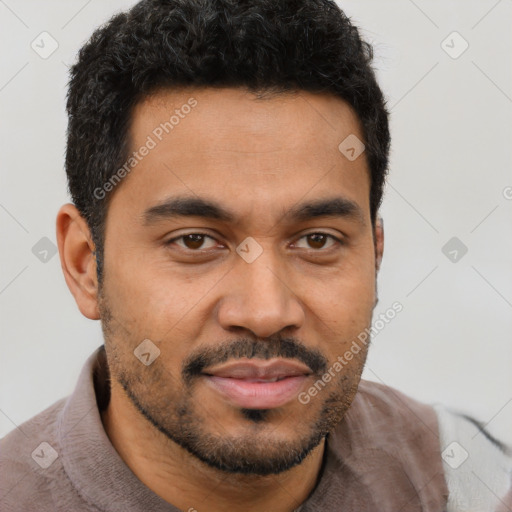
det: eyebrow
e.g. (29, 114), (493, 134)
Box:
(285, 197), (365, 225)
(142, 195), (365, 226)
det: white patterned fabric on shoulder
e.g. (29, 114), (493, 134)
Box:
(434, 405), (512, 512)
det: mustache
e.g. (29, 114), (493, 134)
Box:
(182, 337), (328, 384)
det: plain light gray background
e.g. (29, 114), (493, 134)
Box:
(1, 0), (511, 446)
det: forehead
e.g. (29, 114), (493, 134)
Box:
(132, 87), (365, 154)
(109, 87), (371, 227)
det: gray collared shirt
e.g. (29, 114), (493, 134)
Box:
(1, 346), (511, 511)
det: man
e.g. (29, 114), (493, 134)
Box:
(1, 0), (511, 510)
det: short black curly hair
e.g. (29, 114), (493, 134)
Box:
(65, 0), (390, 282)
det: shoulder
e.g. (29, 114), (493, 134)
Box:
(433, 405), (512, 511)
(325, 379), (448, 509)
(353, 378), (438, 425)
(340, 379), (443, 445)
(0, 398), (84, 511)
(328, 380), (512, 509)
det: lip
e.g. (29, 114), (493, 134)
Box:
(203, 358), (312, 379)
(202, 358), (311, 409)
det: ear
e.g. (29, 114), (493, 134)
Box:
(374, 216), (384, 273)
(56, 203), (100, 320)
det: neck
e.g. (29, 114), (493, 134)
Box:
(101, 381), (326, 512)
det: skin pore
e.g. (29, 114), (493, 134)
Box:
(56, 88), (384, 512)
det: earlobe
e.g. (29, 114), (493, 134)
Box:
(56, 203), (100, 320)
(375, 216), (384, 272)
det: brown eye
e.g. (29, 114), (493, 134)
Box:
(168, 233), (218, 251)
(182, 234), (206, 249)
(295, 232), (339, 250)
(307, 233), (328, 249)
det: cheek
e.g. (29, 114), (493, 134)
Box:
(305, 265), (375, 327)
(100, 268), (168, 344)
(103, 244), (174, 314)
(101, 260), (211, 371)
(301, 269), (375, 371)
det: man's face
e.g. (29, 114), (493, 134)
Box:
(98, 87), (378, 475)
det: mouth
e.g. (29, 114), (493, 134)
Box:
(201, 358), (312, 409)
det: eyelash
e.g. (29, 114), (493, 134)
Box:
(165, 232), (343, 253)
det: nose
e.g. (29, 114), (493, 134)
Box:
(216, 248), (305, 339)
